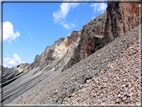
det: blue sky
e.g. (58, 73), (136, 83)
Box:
(3, 2), (107, 68)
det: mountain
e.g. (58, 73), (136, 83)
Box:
(63, 25), (140, 105)
(2, 2), (141, 105)
(3, 12), (107, 79)
(2, 63), (30, 85)
(104, 2), (140, 44)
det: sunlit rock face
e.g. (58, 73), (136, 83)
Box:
(62, 12), (107, 71)
(29, 11), (107, 72)
(104, 2), (140, 44)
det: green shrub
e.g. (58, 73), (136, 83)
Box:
(71, 88), (75, 93)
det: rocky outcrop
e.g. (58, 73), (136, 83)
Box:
(10, 24), (140, 105)
(2, 66), (11, 77)
(3, 3), (141, 77)
(2, 63), (30, 83)
(28, 37), (65, 71)
(62, 12), (107, 71)
(3, 2), (141, 104)
(11, 2), (140, 73)
(63, 28), (140, 104)
(104, 2), (140, 44)
(62, 2), (141, 71)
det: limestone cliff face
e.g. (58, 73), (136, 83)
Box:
(62, 2), (141, 71)
(62, 12), (107, 71)
(3, 2), (141, 76)
(29, 37), (65, 71)
(30, 31), (81, 73)
(104, 2), (140, 44)
(30, 12), (107, 72)
(21, 2), (141, 73)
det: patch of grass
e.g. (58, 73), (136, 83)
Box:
(3, 69), (25, 87)
(71, 88), (75, 93)
(16, 69), (25, 76)
(27, 66), (30, 70)
(44, 58), (62, 72)
(44, 66), (51, 71)
(20, 69), (25, 74)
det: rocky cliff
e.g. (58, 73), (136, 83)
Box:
(2, 2), (141, 104)
(29, 37), (65, 70)
(104, 2), (140, 44)
(62, 12), (107, 71)
(23, 11), (107, 73)
(2, 63), (30, 83)
(3, 2), (141, 82)
(9, 2), (139, 74)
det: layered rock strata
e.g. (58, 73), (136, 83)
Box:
(2, 63), (30, 83)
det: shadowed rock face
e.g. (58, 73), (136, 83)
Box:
(104, 2), (140, 44)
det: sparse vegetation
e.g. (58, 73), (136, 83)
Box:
(19, 69), (25, 74)
(71, 88), (75, 93)
(27, 66), (30, 70)
(15, 69), (25, 76)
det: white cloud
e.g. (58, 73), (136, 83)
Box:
(53, 3), (79, 29)
(71, 23), (76, 27)
(90, 3), (107, 13)
(60, 21), (76, 29)
(3, 21), (20, 43)
(8, 59), (17, 65)
(4, 57), (10, 62)
(13, 54), (21, 63)
(53, 3), (79, 22)
(3, 54), (24, 68)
